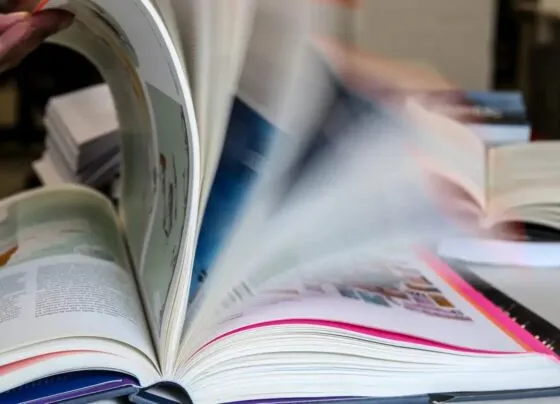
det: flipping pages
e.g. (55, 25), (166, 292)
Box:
(0, 0), (559, 403)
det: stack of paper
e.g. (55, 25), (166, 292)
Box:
(32, 83), (120, 189)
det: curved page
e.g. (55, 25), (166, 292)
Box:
(41, 0), (200, 354)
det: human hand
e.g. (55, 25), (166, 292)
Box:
(0, 5), (73, 73)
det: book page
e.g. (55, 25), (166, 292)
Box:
(486, 142), (560, 228)
(0, 186), (157, 372)
(186, 0), (324, 305)
(45, 0), (201, 367)
(165, 0), (256, 213)
(403, 99), (488, 210)
(180, 252), (560, 403)
(150, 0), (186, 69)
(182, 35), (485, 347)
(198, 0), (257, 213)
(181, 105), (475, 359)
(199, 248), (550, 354)
(183, 0), (368, 318)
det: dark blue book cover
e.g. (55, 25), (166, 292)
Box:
(0, 371), (138, 403)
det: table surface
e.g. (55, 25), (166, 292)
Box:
(469, 264), (560, 328)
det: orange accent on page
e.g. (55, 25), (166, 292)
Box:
(34, 0), (49, 12)
(0, 246), (18, 267)
(0, 350), (94, 376)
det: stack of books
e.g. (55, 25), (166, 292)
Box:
(32, 83), (120, 190)
(409, 90), (532, 146)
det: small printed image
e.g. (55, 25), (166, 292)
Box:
(408, 290), (437, 307)
(448, 309), (472, 321)
(404, 276), (440, 293)
(375, 286), (409, 301)
(347, 283), (391, 294)
(356, 290), (391, 307)
(336, 285), (361, 300)
(0, 190), (127, 269)
(429, 293), (455, 308)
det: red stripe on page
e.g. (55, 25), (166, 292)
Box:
(419, 250), (556, 357)
(193, 318), (521, 359)
(34, 0), (49, 12)
(0, 350), (96, 376)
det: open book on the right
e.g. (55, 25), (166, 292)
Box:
(405, 98), (560, 234)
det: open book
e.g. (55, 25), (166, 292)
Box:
(403, 98), (560, 234)
(1, 0), (560, 403)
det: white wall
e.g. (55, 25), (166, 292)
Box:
(355, 0), (497, 90)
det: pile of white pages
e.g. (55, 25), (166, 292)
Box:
(33, 83), (120, 189)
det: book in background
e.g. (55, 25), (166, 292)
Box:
(405, 90), (531, 147)
(32, 83), (121, 199)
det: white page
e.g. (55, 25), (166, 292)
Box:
(44, 0), (200, 370)
(198, 0), (257, 215)
(150, 0), (186, 69)
(165, 0), (258, 220)
(184, 0), (324, 307)
(183, 247), (554, 376)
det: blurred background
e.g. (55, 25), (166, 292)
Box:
(0, 0), (559, 199)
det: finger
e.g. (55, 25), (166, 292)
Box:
(0, 11), (28, 32)
(0, 9), (73, 71)
(24, 8), (73, 37)
(0, 9), (72, 55)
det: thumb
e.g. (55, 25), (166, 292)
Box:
(0, 11), (29, 32)
(24, 9), (74, 37)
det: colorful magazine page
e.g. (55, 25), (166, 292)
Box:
(200, 249), (556, 357)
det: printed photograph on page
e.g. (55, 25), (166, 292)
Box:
(139, 83), (192, 331)
(0, 190), (127, 271)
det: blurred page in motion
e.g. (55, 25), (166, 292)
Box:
(183, 109), (477, 353)
(188, 0), (359, 302)
(166, 0), (255, 200)
(203, 247), (550, 357)
(180, 39), (490, 352)
(198, 0), (257, 209)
